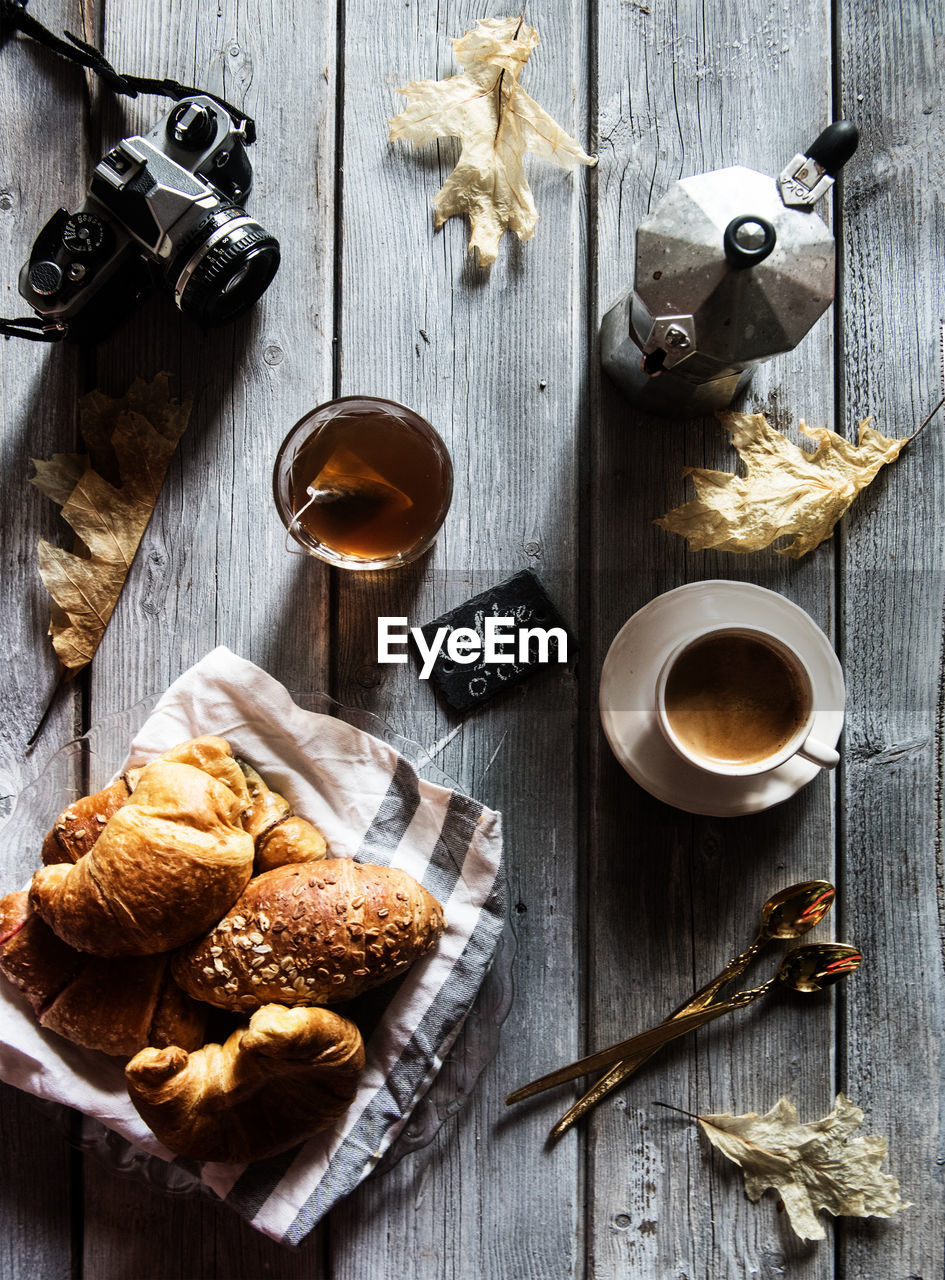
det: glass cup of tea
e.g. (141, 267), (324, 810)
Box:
(273, 396), (453, 570)
(654, 624), (840, 776)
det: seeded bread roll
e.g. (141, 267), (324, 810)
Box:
(173, 858), (446, 1011)
(41, 778), (132, 866)
(0, 890), (205, 1057)
(126, 1004), (365, 1162)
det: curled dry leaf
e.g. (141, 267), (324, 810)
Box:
(389, 15), (597, 266)
(655, 411), (909, 558)
(698, 1094), (910, 1241)
(30, 374), (191, 677)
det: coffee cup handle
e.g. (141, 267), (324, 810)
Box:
(797, 734), (840, 771)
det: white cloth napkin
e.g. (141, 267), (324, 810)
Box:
(0, 648), (505, 1245)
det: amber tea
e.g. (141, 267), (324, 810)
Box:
(273, 397), (453, 569)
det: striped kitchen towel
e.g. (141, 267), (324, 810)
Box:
(0, 646), (505, 1245)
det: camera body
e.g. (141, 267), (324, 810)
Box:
(19, 96), (280, 339)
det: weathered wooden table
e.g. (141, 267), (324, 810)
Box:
(1, 1), (942, 1276)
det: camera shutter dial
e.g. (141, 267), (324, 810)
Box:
(167, 101), (217, 150)
(62, 212), (108, 257)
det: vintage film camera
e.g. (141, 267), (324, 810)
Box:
(18, 95), (280, 339)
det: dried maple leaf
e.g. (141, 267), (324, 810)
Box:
(389, 15), (596, 266)
(697, 1094), (910, 1241)
(655, 411), (909, 558)
(30, 374), (191, 677)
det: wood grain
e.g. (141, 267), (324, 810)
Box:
(75, 0), (337, 1274)
(591, 1), (837, 1275)
(834, 0), (945, 1273)
(327, 2), (589, 1277)
(0, 0), (941, 1275)
(88, 0), (337, 711)
(0, 4), (88, 1277)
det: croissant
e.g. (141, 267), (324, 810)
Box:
(238, 761), (327, 874)
(173, 858), (445, 1011)
(30, 756), (255, 956)
(41, 739), (328, 877)
(156, 745), (330, 874)
(126, 1003), (365, 1162)
(0, 890), (205, 1057)
(150, 736), (252, 802)
(40, 736), (250, 863)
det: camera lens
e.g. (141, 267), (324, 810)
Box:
(173, 213), (280, 327)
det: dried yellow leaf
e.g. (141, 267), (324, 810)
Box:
(30, 374), (191, 677)
(698, 1094), (910, 1241)
(389, 16), (596, 266)
(656, 411), (909, 558)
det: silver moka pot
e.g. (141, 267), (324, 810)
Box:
(600, 122), (858, 417)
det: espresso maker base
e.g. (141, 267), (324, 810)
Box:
(600, 295), (754, 418)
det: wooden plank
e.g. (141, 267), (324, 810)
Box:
(328, 2), (590, 1276)
(88, 0), (337, 708)
(1, 4), (937, 1277)
(77, 0), (337, 1273)
(0, 4), (89, 825)
(834, 0), (945, 1273)
(0, 1095), (74, 1280)
(590, 2), (838, 1275)
(0, 3), (91, 1277)
(79, 1159), (325, 1278)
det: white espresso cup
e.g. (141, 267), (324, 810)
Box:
(654, 623), (839, 777)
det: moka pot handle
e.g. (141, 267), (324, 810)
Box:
(804, 120), (860, 175)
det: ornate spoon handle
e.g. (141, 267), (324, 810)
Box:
(506, 982), (770, 1106)
(548, 934), (768, 1139)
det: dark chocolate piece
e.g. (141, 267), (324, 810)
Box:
(414, 571), (571, 714)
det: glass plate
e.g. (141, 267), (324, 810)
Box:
(1, 692), (515, 1196)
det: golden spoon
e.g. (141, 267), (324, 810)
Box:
(548, 880), (835, 1139)
(506, 942), (861, 1107)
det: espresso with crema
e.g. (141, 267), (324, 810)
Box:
(664, 633), (808, 765)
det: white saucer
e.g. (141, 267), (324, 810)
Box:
(599, 581), (845, 817)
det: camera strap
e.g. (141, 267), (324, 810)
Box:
(0, 315), (67, 342)
(0, 0), (257, 142)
